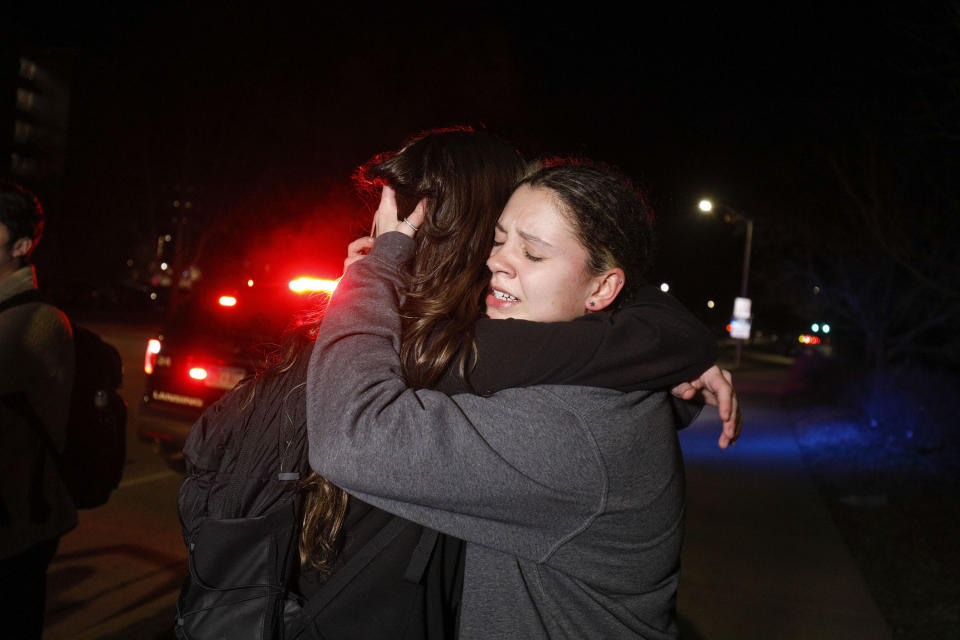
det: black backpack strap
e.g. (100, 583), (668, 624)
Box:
(403, 527), (440, 584)
(286, 516), (413, 640)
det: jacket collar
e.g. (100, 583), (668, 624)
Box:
(0, 265), (38, 304)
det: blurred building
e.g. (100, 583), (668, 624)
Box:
(0, 42), (73, 208)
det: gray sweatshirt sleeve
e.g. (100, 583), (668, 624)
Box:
(306, 232), (606, 562)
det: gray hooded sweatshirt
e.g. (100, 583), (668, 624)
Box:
(307, 233), (697, 639)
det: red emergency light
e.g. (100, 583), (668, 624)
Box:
(798, 334), (822, 345)
(144, 339), (161, 374)
(218, 295), (238, 307)
(289, 276), (339, 294)
(189, 367), (209, 381)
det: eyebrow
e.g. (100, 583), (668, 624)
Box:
(495, 223), (554, 249)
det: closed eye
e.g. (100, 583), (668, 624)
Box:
(524, 251), (543, 262)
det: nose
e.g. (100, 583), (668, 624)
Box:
(486, 242), (515, 278)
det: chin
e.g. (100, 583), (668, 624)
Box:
(486, 308), (515, 320)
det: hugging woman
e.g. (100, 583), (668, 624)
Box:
(307, 158), (735, 639)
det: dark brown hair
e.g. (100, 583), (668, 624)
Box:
(0, 180), (44, 261)
(356, 126), (527, 387)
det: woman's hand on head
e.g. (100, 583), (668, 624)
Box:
(374, 186), (426, 238)
(345, 187), (427, 274)
(671, 365), (741, 449)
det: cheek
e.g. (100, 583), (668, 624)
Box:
(544, 268), (593, 317)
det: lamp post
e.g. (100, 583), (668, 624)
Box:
(698, 199), (755, 367)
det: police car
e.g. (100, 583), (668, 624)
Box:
(137, 272), (336, 467)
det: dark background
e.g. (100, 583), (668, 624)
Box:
(4, 2), (958, 358)
(6, 6), (959, 636)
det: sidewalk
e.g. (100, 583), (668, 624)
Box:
(675, 364), (891, 639)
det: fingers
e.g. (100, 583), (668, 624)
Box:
(394, 197), (427, 238)
(373, 186), (399, 237)
(343, 236), (375, 273)
(670, 382), (696, 400)
(725, 369), (739, 445)
(698, 365), (739, 450)
(347, 236), (375, 255)
(407, 198), (427, 229)
(718, 381), (741, 449)
(374, 186), (427, 238)
(718, 408), (743, 449)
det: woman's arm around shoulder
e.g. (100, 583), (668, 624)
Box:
(441, 287), (718, 395)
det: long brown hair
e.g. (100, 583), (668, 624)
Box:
(357, 127), (528, 387)
(298, 127), (526, 572)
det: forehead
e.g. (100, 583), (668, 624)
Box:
(501, 186), (571, 230)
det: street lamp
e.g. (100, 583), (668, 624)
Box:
(698, 198), (755, 367)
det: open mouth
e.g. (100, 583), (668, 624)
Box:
(491, 288), (519, 302)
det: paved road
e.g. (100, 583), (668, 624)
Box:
(676, 358), (890, 639)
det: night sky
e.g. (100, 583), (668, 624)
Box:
(5, 2), (953, 328)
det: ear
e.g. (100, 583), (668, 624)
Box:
(11, 236), (33, 259)
(585, 268), (625, 312)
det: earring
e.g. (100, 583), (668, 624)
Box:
(589, 301), (596, 308)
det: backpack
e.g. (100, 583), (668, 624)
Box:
(0, 289), (127, 509)
(175, 346), (462, 640)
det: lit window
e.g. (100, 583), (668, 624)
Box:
(10, 153), (37, 176)
(13, 120), (32, 143)
(16, 88), (35, 111)
(19, 58), (37, 80)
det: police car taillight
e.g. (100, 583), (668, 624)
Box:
(189, 367), (208, 380)
(144, 339), (161, 374)
(218, 295), (237, 307)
